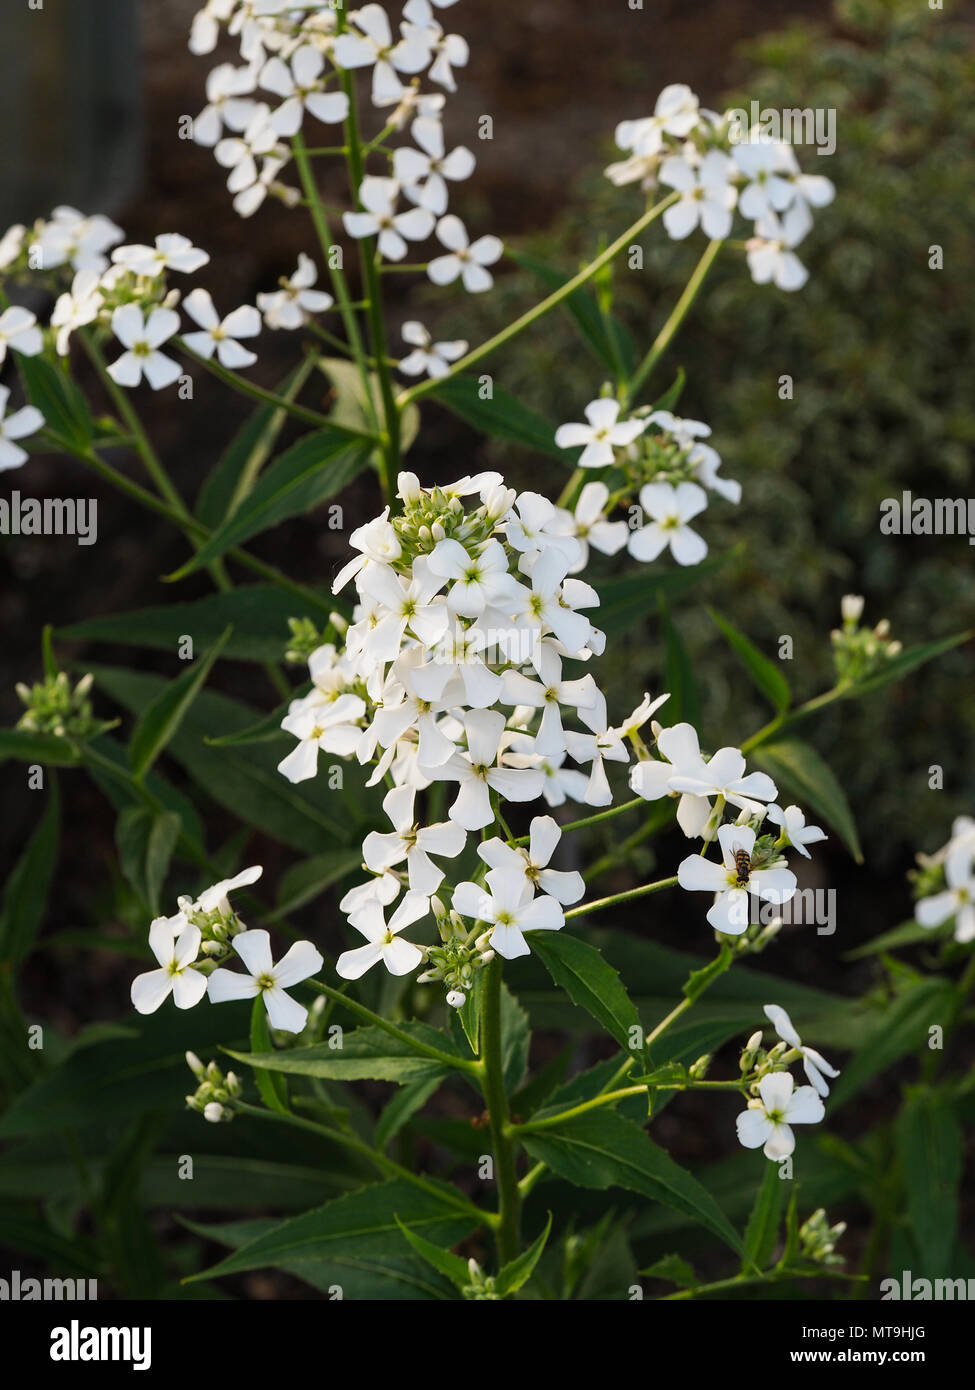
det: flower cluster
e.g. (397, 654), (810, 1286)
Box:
(187, 0), (502, 348)
(185, 1052), (243, 1123)
(606, 82), (835, 291)
(913, 815), (975, 944)
(130, 866), (324, 1034)
(830, 593), (902, 686)
(276, 470), (664, 998)
(734, 1003), (838, 1161)
(553, 404), (740, 569)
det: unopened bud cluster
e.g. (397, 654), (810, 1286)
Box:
(831, 595), (902, 685)
(16, 670), (102, 741)
(185, 1052), (242, 1123)
(462, 1258), (500, 1301)
(799, 1208), (847, 1267)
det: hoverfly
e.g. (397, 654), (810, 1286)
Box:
(733, 844), (752, 887)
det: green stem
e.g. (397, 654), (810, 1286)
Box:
(396, 192), (679, 409)
(564, 875), (678, 920)
(235, 1101), (495, 1228)
(307, 979), (479, 1077)
(624, 237), (723, 404)
(480, 957), (521, 1263)
(511, 1077), (745, 1134)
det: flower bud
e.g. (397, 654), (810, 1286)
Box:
(185, 1050), (205, 1079)
(446, 990), (466, 1008)
(397, 471), (421, 504)
(840, 594), (864, 624)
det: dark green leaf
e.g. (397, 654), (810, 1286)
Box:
(0, 728), (79, 766)
(15, 352), (93, 448)
(129, 628), (231, 780)
(227, 1021), (462, 1084)
(429, 374), (566, 461)
(115, 805), (180, 916)
(829, 978), (954, 1109)
(743, 1157), (786, 1270)
(753, 738), (863, 863)
(660, 596), (700, 727)
(895, 1090), (963, 1279)
(168, 433), (369, 579)
(508, 249), (637, 376)
(530, 931), (641, 1049)
(0, 780), (60, 963)
(709, 608), (790, 713)
(494, 1212), (553, 1297)
(394, 1214), (468, 1290)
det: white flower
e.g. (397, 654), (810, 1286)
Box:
(131, 920), (207, 1015)
(765, 804), (826, 859)
(189, 0), (237, 56)
(504, 491), (581, 567)
(668, 744), (777, 821)
(393, 117), (475, 215)
(215, 103), (283, 200)
(553, 482), (628, 571)
(562, 693), (631, 806)
(916, 853), (975, 944)
(629, 721), (713, 837)
(736, 1072), (825, 1160)
(106, 305), (182, 390)
(258, 253), (334, 329)
(186, 865), (263, 916)
(478, 815), (584, 905)
(112, 233), (210, 277)
(182, 287), (261, 368)
(746, 206), (811, 292)
(50, 270), (104, 356)
(628, 481), (708, 566)
(356, 554), (449, 657)
(261, 44), (350, 135)
(426, 708), (545, 831)
(554, 398), (646, 469)
(398, 319), (468, 378)
(677, 823), (796, 935)
(343, 176), (434, 261)
(502, 641), (600, 759)
(331, 505), (402, 593)
(452, 868), (563, 960)
(194, 62), (258, 146)
(0, 385), (45, 472)
(364, 784), (466, 893)
(409, 622), (502, 709)
(340, 871), (401, 929)
(763, 1004), (840, 1098)
(402, 0), (469, 92)
(428, 215), (503, 293)
(0, 306), (43, 364)
(659, 150), (737, 241)
(335, 889), (429, 979)
(612, 86), (702, 163)
(731, 141), (795, 220)
(35, 206), (123, 273)
(278, 690), (366, 783)
(0, 224), (26, 270)
(501, 546), (598, 658)
(649, 410), (741, 504)
(427, 536), (521, 618)
(207, 928), (324, 1033)
(332, 4), (433, 107)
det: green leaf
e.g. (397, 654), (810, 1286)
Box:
(85, 664), (365, 850)
(317, 357), (420, 456)
(501, 982), (531, 1092)
(494, 1212), (553, 1297)
(250, 998), (289, 1114)
(530, 930), (641, 1049)
(0, 728), (79, 766)
(895, 1090), (963, 1279)
(752, 738), (863, 863)
(829, 978), (954, 1109)
(639, 1252), (696, 1287)
(845, 919), (940, 960)
(839, 631), (971, 701)
(682, 943), (734, 1004)
(709, 608), (790, 713)
(227, 1021), (463, 1083)
(115, 805), (180, 916)
(429, 374), (566, 461)
(128, 627), (231, 780)
(168, 433), (369, 580)
(743, 1157), (786, 1271)
(374, 1072), (446, 1151)
(508, 249), (637, 376)
(58, 586), (317, 665)
(188, 1179), (477, 1298)
(0, 780), (60, 964)
(195, 359), (316, 527)
(521, 1110), (742, 1255)
(394, 1214), (468, 1290)
(15, 352), (93, 448)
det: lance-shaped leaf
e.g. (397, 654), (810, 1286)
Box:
(15, 351), (93, 448)
(521, 1110), (743, 1255)
(0, 728), (80, 766)
(530, 931), (641, 1049)
(128, 627), (231, 781)
(742, 1156), (786, 1271)
(752, 737), (862, 863)
(709, 607), (790, 713)
(227, 1021), (468, 1083)
(429, 373), (567, 461)
(896, 1089), (963, 1280)
(494, 1212), (553, 1298)
(115, 804), (180, 916)
(167, 432), (369, 580)
(0, 779), (60, 964)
